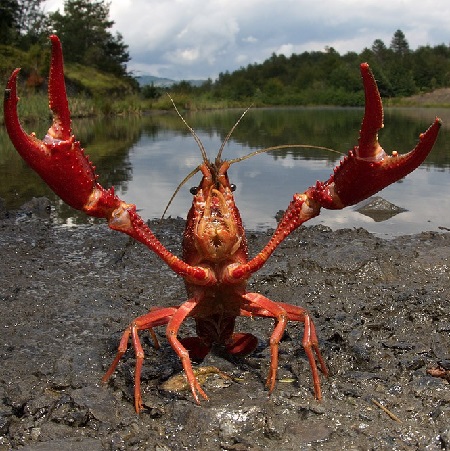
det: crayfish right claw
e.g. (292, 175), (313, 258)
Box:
(311, 63), (441, 210)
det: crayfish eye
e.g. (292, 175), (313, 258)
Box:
(190, 186), (199, 195)
(230, 184), (236, 192)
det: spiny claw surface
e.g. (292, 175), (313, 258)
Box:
(313, 63), (441, 210)
(3, 35), (123, 218)
(47, 34), (72, 141)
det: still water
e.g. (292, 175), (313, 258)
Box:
(1, 107), (449, 238)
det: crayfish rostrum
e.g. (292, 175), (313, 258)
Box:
(4, 35), (441, 413)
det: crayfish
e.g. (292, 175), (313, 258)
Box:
(4, 35), (441, 413)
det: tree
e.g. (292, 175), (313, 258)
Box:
(16, 0), (48, 46)
(372, 39), (387, 54)
(371, 38), (391, 63)
(49, 0), (130, 76)
(0, 0), (48, 46)
(390, 29), (409, 56)
(0, 0), (20, 44)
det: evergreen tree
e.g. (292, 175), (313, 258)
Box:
(390, 29), (410, 56)
(0, 0), (47, 46)
(16, 0), (48, 46)
(49, 0), (130, 76)
(0, 0), (20, 44)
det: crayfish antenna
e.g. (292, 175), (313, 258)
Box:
(161, 95), (210, 219)
(216, 105), (253, 163)
(167, 93), (209, 164)
(161, 165), (201, 220)
(228, 144), (342, 167)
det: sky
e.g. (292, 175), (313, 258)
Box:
(42, 0), (450, 81)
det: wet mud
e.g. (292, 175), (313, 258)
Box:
(0, 199), (449, 450)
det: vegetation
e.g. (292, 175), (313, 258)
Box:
(1, 1), (450, 118)
(152, 30), (450, 108)
(0, 0), (137, 99)
(48, 0), (130, 78)
(182, 30), (450, 107)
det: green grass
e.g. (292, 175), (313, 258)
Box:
(0, 91), (97, 125)
(3, 79), (447, 128)
(65, 63), (134, 97)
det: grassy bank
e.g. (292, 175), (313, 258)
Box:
(0, 90), (256, 125)
(2, 87), (449, 127)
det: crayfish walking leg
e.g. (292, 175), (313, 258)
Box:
(242, 293), (328, 400)
(102, 307), (177, 412)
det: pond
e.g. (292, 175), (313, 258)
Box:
(1, 107), (449, 238)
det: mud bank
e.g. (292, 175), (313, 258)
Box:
(0, 199), (449, 450)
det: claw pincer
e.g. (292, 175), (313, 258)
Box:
(328, 63), (441, 209)
(305, 64), (441, 212)
(4, 36), (122, 218)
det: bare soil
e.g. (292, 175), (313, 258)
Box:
(0, 198), (449, 450)
(396, 87), (450, 106)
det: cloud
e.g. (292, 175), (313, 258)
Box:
(43, 0), (450, 80)
(243, 36), (258, 44)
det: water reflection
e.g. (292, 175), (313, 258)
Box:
(1, 108), (449, 237)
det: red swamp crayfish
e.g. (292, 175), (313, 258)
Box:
(4, 35), (441, 412)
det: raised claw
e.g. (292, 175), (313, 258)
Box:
(233, 63), (441, 281)
(3, 35), (123, 218)
(4, 34), (215, 286)
(312, 63), (441, 210)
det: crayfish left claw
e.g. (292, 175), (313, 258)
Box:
(4, 34), (216, 286)
(313, 63), (441, 210)
(3, 35), (123, 217)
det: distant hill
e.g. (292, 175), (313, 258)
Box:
(136, 75), (207, 88)
(136, 75), (174, 87)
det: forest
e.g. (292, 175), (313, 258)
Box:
(174, 30), (450, 106)
(2, 0), (450, 111)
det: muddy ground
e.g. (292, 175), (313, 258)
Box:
(0, 198), (449, 450)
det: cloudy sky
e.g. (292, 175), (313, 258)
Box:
(43, 0), (450, 81)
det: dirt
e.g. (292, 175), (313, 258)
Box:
(0, 198), (449, 450)
(397, 87), (450, 106)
